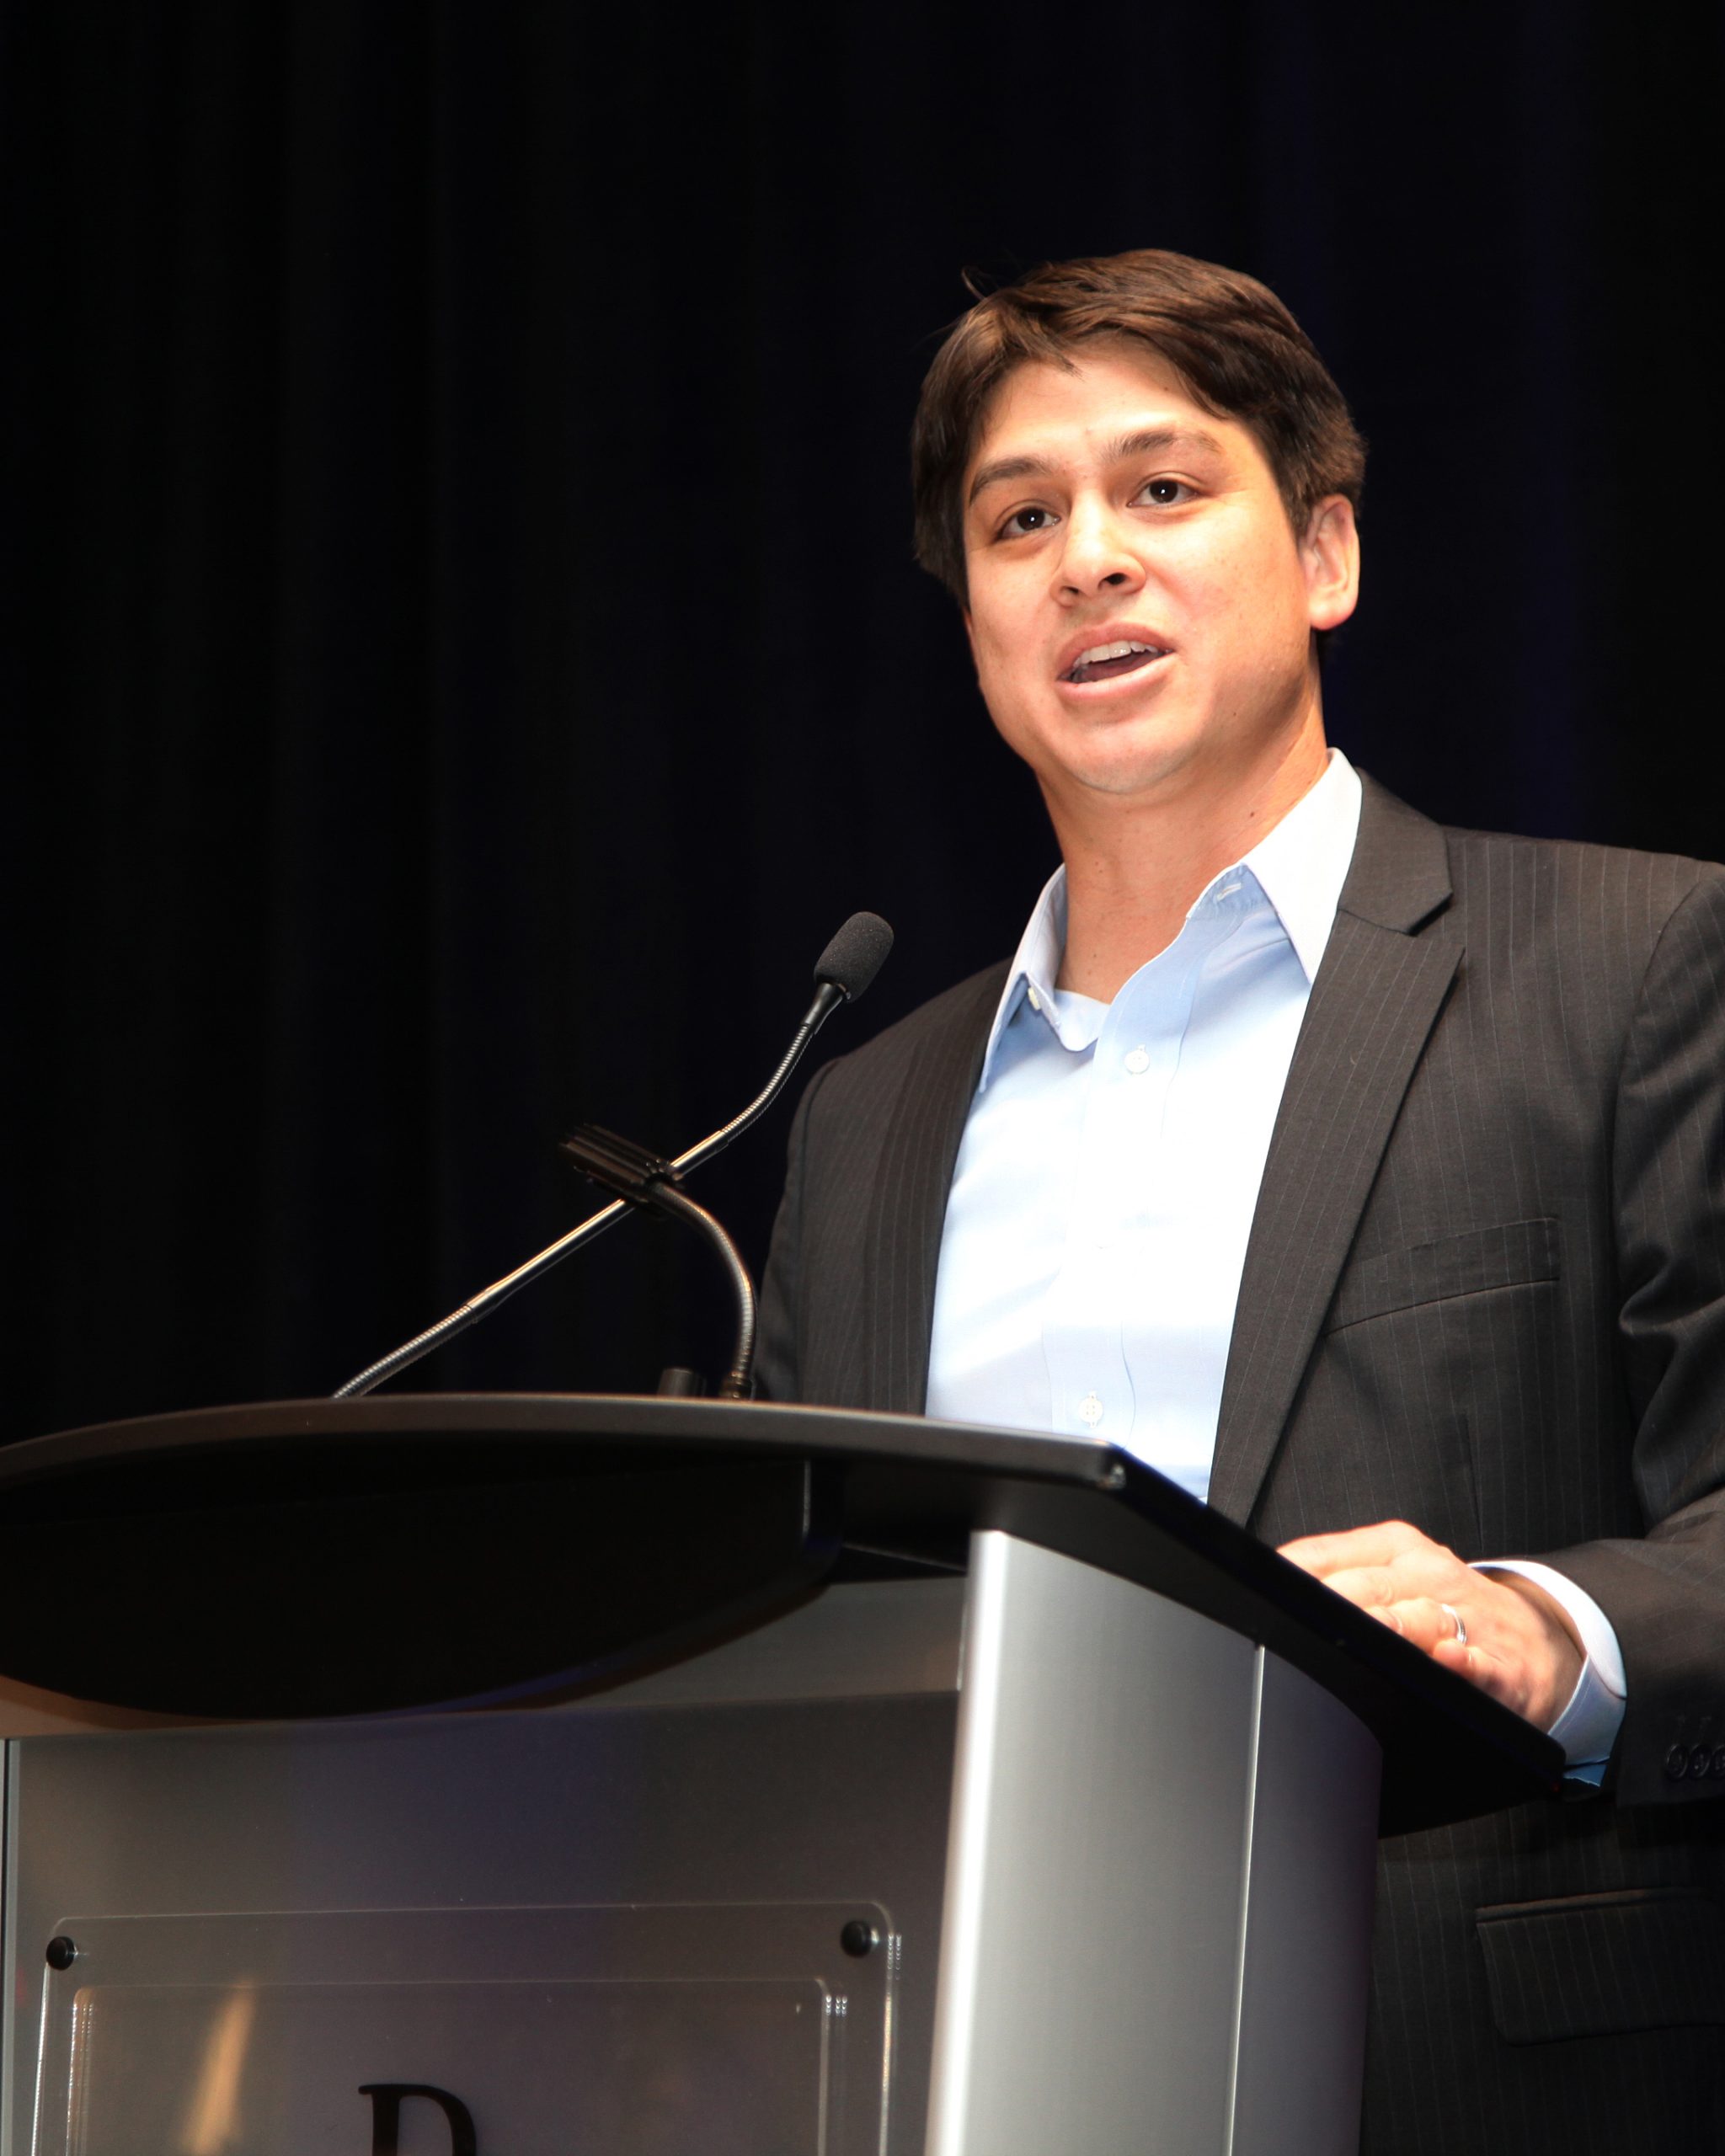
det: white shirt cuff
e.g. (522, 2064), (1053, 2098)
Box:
(1471, 1559), (1627, 1784)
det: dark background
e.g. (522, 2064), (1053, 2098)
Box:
(3, 2), (1720, 1441)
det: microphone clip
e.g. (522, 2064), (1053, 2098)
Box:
(559, 1124), (758, 1401)
(558, 1125), (679, 1208)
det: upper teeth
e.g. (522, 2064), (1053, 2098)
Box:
(1075, 639), (1160, 666)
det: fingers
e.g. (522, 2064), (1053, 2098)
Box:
(1365, 1593), (1466, 1655)
(1311, 1556), (1467, 1627)
(1279, 1524), (1468, 1624)
(1282, 1524), (1487, 1677)
(1367, 1602), (1521, 1711)
(1278, 1519), (1433, 1579)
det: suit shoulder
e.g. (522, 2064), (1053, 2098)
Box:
(1439, 823), (1725, 946)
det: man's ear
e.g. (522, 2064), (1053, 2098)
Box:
(1302, 495), (1360, 634)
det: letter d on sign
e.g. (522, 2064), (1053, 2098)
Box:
(359, 2084), (478, 2156)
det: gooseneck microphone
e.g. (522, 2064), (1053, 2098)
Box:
(332, 911), (894, 1400)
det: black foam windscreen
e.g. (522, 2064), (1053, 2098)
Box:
(813, 911), (895, 1001)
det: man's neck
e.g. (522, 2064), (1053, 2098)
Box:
(1052, 717), (1329, 1001)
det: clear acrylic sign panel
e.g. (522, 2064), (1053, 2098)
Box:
(30, 1903), (893, 2156)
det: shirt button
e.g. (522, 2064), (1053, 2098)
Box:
(1028, 986), (1042, 1012)
(1665, 1744), (1690, 1782)
(1124, 1046), (1151, 1074)
(1077, 1392), (1104, 1427)
(1690, 1744), (1713, 1780)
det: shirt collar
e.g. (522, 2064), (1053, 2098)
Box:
(978, 748), (1364, 1088)
(1238, 745), (1363, 983)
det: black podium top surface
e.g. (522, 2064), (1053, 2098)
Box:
(0, 1393), (1562, 1834)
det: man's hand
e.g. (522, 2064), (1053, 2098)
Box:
(1277, 1518), (1585, 1732)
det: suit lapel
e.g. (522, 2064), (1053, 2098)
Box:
(862, 964), (1007, 1414)
(1207, 781), (1460, 1526)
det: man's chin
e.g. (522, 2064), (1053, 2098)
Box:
(1052, 734), (1204, 803)
(1071, 756), (1194, 800)
(1020, 691), (1322, 813)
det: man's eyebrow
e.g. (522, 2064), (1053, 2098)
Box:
(966, 426), (1230, 508)
(1108, 424), (1228, 463)
(966, 454), (1048, 506)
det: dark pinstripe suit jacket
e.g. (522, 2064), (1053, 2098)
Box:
(758, 776), (1725, 2152)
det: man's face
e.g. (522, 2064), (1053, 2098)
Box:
(960, 342), (1358, 815)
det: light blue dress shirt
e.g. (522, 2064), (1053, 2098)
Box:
(925, 750), (1625, 1774)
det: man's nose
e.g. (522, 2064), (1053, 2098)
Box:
(1056, 502), (1143, 596)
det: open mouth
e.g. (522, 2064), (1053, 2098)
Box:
(1060, 638), (1168, 685)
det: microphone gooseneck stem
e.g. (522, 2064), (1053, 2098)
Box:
(671, 979), (842, 1177)
(646, 1182), (757, 1399)
(331, 1195), (631, 1399)
(332, 977), (846, 1400)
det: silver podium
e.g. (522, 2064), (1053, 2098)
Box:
(0, 1396), (1558, 2156)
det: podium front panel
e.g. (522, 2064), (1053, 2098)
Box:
(0, 1556), (1384, 2153)
(3, 1584), (964, 2156)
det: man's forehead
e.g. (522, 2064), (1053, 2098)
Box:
(964, 349), (1245, 499)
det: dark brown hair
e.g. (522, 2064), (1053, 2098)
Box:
(911, 249), (1366, 601)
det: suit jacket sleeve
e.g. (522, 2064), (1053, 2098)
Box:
(1543, 866), (1725, 1804)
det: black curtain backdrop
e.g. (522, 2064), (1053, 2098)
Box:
(3, 3), (1721, 1441)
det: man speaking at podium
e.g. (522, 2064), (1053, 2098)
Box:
(757, 251), (1725, 2148)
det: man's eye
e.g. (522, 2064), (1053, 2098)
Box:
(1001, 505), (1058, 537)
(1135, 477), (1192, 506)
